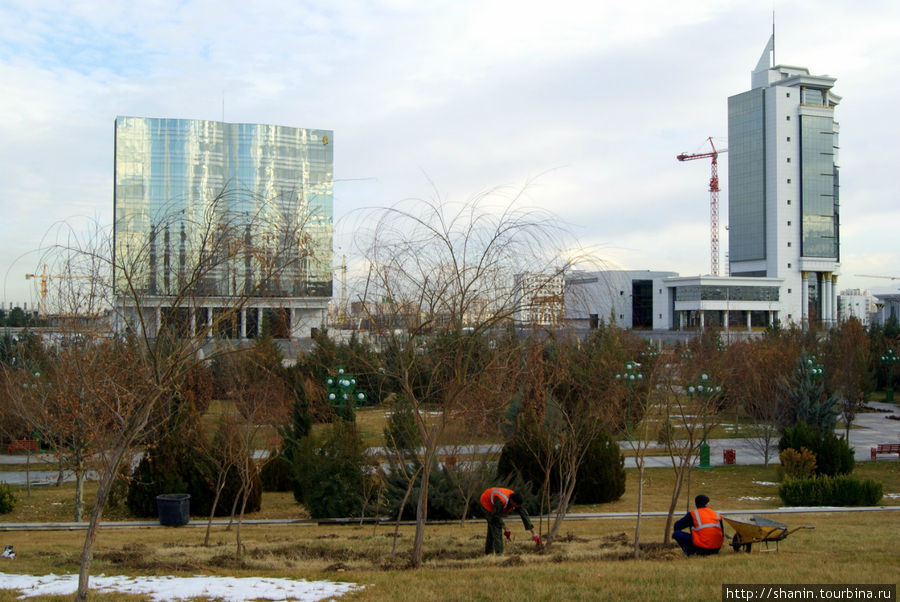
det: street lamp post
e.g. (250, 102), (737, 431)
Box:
(616, 361), (643, 439)
(686, 371), (722, 469)
(880, 348), (899, 403)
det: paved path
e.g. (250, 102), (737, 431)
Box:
(2, 403), (897, 486)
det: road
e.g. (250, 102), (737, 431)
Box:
(1, 403), (897, 486)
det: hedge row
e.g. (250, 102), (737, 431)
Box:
(778, 475), (883, 506)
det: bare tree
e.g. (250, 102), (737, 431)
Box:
(660, 358), (724, 543)
(16, 189), (317, 601)
(725, 336), (800, 466)
(353, 191), (574, 567)
(617, 351), (665, 559)
(823, 318), (873, 438)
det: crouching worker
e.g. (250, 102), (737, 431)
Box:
(480, 487), (538, 555)
(672, 494), (723, 556)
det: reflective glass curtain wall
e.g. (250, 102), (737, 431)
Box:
(800, 114), (839, 259)
(727, 89), (767, 263)
(114, 117), (333, 298)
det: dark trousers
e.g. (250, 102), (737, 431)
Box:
(485, 512), (505, 554)
(673, 531), (720, 556)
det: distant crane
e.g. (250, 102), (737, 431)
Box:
(25, 264), (98, 318)
(677, 137), (728, 276)
(855, 274), (900, 281)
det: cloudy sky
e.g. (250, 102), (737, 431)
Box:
(2, 0), (899, 306)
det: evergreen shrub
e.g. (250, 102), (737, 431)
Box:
(777, 447), (817, 481)
(779, 421), (854, 476)
(574, 430), (626, 504)
(778, 475), (883, 506)
(295, 420), (372, 518)
(260, 451), (294, 492)
(0, 481), (16, 514)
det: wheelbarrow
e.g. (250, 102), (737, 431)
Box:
(723, 515), (814, 553)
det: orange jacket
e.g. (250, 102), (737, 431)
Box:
(480, 488), (515, 514)
(690, 506), (723, 549)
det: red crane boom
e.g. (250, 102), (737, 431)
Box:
(677, 137), (727, 276)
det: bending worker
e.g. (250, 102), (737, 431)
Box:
(480, 487), (539, 555)
(672, 494), (724, 556)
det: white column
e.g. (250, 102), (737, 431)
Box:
(831, 275), (839, 326)
(155, 305), (162, 339)
(257, 306), (263, 337)
(206, 307), (213, 338)
(240, 308), (247, 339)
(746, 310), (752, 332)
(679, 311), (685, 331)
(723, 310), (729, 332)
(699, 310), (705, 331)
(801, 272), (809, 327)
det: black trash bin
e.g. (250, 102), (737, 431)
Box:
(156, 493), (190, 526)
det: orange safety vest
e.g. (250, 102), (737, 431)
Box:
(691, 506), (723, 549)
(480, 488), (515, 514)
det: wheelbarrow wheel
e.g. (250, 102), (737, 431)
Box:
(731, 534), (752, 553)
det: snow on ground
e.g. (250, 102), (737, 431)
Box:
(738, 496), (776, 501)
(752, 481), (778, 486)
(0, 573), (363, 601)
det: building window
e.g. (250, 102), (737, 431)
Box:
(786, 92), (791, 97)
(787, 136), (791, 142)
(788, 242), (792, 247)
(787, 157), (791, 163)
(786, 115), (791, 121)
(787, 221), (792, 226)
(787, 178), (791, 184)
(787, 199), (792, 205)
(787, 263), (792, 268)
(788, 288), (792, 294)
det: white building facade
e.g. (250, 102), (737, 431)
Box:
(727, 40), (841, 328)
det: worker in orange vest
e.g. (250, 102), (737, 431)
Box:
(480, 487), (539, 554)
(672, 494), (724, 556)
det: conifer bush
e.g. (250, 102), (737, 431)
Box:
(294, 419), (373, 518)
(0, 481), (16, 514)
(779, 421), (854, 476)
(778, 475), (883, 506)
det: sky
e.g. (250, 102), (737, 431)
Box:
(2, 0), (899, 307)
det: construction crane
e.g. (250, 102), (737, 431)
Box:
(855, 274), (900, 281)
(25, 264), (98, 318)
(677, 137), (727, 276)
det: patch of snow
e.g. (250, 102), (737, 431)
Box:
(738, 496), (775, 501)
(0, 573), (363, 601)
(884, 493), (900, 499)
(753, 481), (778, 486)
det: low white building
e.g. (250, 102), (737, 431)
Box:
(838, 289), (876, 325)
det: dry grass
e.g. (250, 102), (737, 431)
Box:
(0, 511), (897, 601)
(1, 463), (899, 600)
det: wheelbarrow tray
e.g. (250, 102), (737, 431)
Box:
(723, 515), (813, 552)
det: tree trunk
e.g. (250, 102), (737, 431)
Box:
(204, 471), (228, 546)
(663, 466), (684, 543)
(74, 470), (84, 523)
(634, 460), (644, 559)
(410, 457), (431, 567)
(25, 450), (31, 497)
(75, 446), (127, 601)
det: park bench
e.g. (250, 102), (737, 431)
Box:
(6, 439), (38, 454)
(870, 443), (900, 460)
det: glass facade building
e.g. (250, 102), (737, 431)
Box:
(727, 56), (841, 328)
(114, 117), (333, 338)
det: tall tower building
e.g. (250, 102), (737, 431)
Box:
(113, 116), (333, 340)
(727, 37), (841, 327)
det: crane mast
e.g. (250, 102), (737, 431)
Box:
(677, 137), (727, 276)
